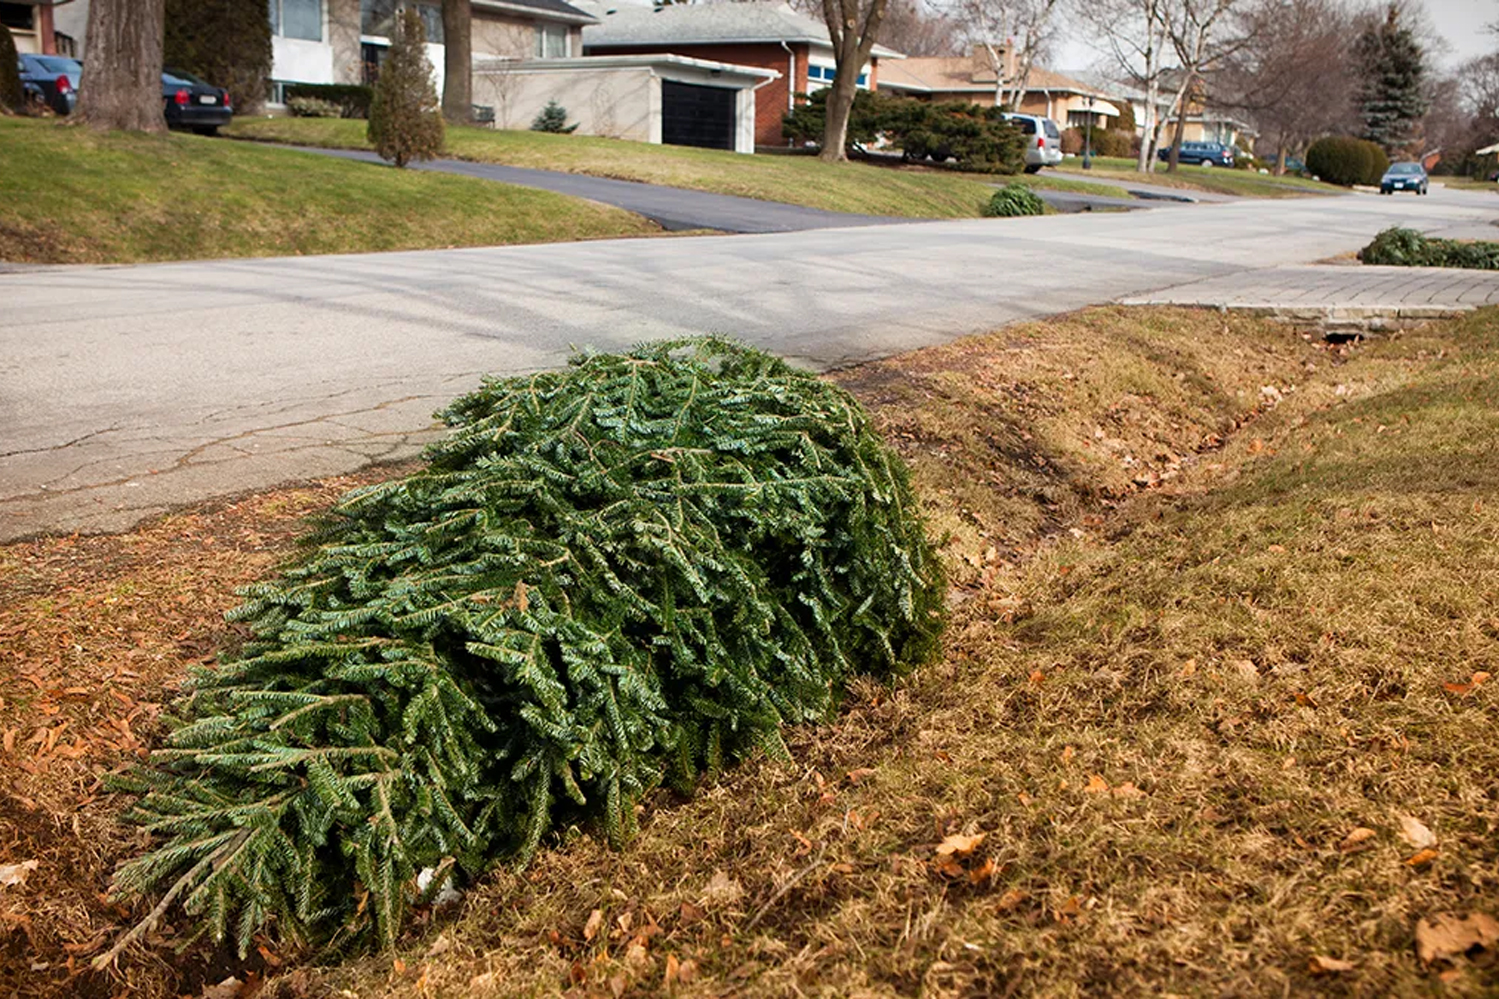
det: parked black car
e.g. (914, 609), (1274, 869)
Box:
(162, 68), (232, 134)
(1157, 141), (1235, 167)
(17, 53), (81, 115)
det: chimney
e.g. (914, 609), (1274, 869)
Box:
(970, 42), (1018, 83)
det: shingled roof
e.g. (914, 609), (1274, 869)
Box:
(476, 0), (597, 26)
(581, 1), (902, 58)
(880, 56), (1111, 97)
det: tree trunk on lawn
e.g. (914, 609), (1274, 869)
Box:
(1275, 139), (1288, 176)
(1166, 105), (1187, 172)
(77, 0), (166, 133)
(818, 0), (888, 163)
(442, 0), (472, 125)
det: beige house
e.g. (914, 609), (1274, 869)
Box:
(878, 48), (1120, 129)
(2, 0), (78, 55)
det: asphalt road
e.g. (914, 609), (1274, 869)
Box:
(306, 147), (909, 233)
(3, 185), (1497, 540)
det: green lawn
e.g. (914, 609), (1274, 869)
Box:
(227, 116), (1132, 217)
(0, 117), (657, 265)
(1436, 176), (1499, 193)
(1052, 154), (1347, 198)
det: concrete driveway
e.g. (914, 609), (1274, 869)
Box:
(3, 185), (1497, 540)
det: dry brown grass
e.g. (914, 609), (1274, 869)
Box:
(2, 308), (1496, 999)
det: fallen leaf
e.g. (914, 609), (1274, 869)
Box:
(702, 870), (743, 905)
(1083, 774), (1110, 795)
(1028, 670), (1045, 685)
(676, 958), (698, 984)
(1054, 896), (1082, 922)
(392, 957), (406, 975)
(1180, 658), (1197, 677)
(1404, 848), (1439, 868)
(583, 909), (604, 942)
(935, 832), (987, 857)
(1398, 815), (1437, 850)
(1248, 438), (1265, 454)
(969, 857), (998, 885)
(197, 978), (244, 999)
(1111, 782), (1145, 799)
(934, 857), (965, 878)
(1415, 912), (1499, 966)
(995, 888), (1026, 913)
(1308, 955), (1355, 974)
(1060, 745), (1075, 764)
(0, 861), (38, 889)
(846, 768), (877, 784)
(678, 901), (704, 926)
(1339, 828), (1377, 853)
(664, 953), (680, 987)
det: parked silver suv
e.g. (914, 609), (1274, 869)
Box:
(1002, 112), (1064, 173)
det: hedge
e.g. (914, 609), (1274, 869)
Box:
(983, 183), (1046, 217)
(102, 338), (946, 959)
(1358, 227), (1499, 269)
(284, 83), (374, 119)
(783, 90), (1026, 174)
(1306, 135), (1389, 186)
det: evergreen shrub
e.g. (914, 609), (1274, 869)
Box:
(165, 0), (272, 115)
(107, 338), (946, 957)
(1, 26), (23, 113)
(781, 92), (1025, 174)
(367, 8), (444, 168)
(983, 183), (1046, 217)
(286, 96), (343, 118)
(1306, 135), (1389, 186)
(1358, 227), (1499, 269)
(530, 99), (578, 133)
(285, 83), (374, 119)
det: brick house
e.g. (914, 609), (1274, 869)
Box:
(879, 48), (1122, 130)
(1, 0), (78, 55)
(581, 1), (901, 147)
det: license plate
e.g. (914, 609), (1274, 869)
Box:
(198, 95), (217, 104)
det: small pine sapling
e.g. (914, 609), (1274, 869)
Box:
(367, 7), (444, 167)
(530, 99), (578, 134)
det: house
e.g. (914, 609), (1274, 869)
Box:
(1066, 71), (1256, 149)
(1, 0), (78, 55)
(878, 47), (1121, 129)
(267, 0), (599, 100)
(580, 1), (902, 147)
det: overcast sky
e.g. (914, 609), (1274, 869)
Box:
(1055, 0), (1498, 73)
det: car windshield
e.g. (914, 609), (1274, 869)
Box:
(26, 55), (80, 74)
(163, 68), (209, 87)
(1387, 163), (1422, 175)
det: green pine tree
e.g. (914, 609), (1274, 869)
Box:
(98, 338), (946, 964)
(1, 26), (24, 113)
(367, 7), (445, 168)
(529, 99), (577, 133)
(1354, 4), (1428, 157)
(164, 0), (272, 114)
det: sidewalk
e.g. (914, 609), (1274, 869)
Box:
(1120, 263), (1499, 318)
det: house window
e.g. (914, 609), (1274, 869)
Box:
(270, 0), (322, 41)
(360, 0), (443, 43)
(806, 64), (867, 89)
(0, 3), (34, 31)
(535, 22), (568, 59)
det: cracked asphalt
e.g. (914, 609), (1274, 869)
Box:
(4, 184), (1497, 541)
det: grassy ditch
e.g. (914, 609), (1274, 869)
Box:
(0, 117), (657, 264)
(226, 116), (1131, 217)
(2, 307), (1496, 997)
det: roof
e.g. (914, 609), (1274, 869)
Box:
(474, 52), (778, 81)
(879, 57), (1113, 100)
(476, 0), (597, 26)
(580, 1), (902, 58)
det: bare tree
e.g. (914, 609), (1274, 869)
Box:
(879, 0), (963, 56)
(77, 0), (166, 132)
(1157, 0), (1242, 172)
(1082, 0), (1173, 171)
(953, 0), (1062, 109)
(442, 0), (473, 123)
(1215, 0), (1357, 172)
(818, 0), (891, 161)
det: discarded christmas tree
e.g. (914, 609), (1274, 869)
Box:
(101, 338), (945, 961)
(367, 7), (444, 167)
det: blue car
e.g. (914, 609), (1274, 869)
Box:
(17, 53), (81, 115)
(1380, 162), (1428, 195)
(1158, 141), (1235, 167)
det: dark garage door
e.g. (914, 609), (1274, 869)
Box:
(662, 80), (736, 151)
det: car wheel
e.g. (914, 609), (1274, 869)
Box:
(1023, 164), (1042, 174)
(1200, 159), (1213, 168)
(194, 126), (220, 136)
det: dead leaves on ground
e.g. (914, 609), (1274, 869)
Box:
(1415, 912), (1499, 968)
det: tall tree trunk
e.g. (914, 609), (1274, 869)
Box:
(818, 0), (888, 163)
(442, 0), (472, 125)
(1166, 105), (1187, 172)
(77, 0), (166, 133)
(1275, 139), (1288, 176)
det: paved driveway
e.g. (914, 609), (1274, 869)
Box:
(306, 147), (909, 233)
(3, 185), (1497, 540)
